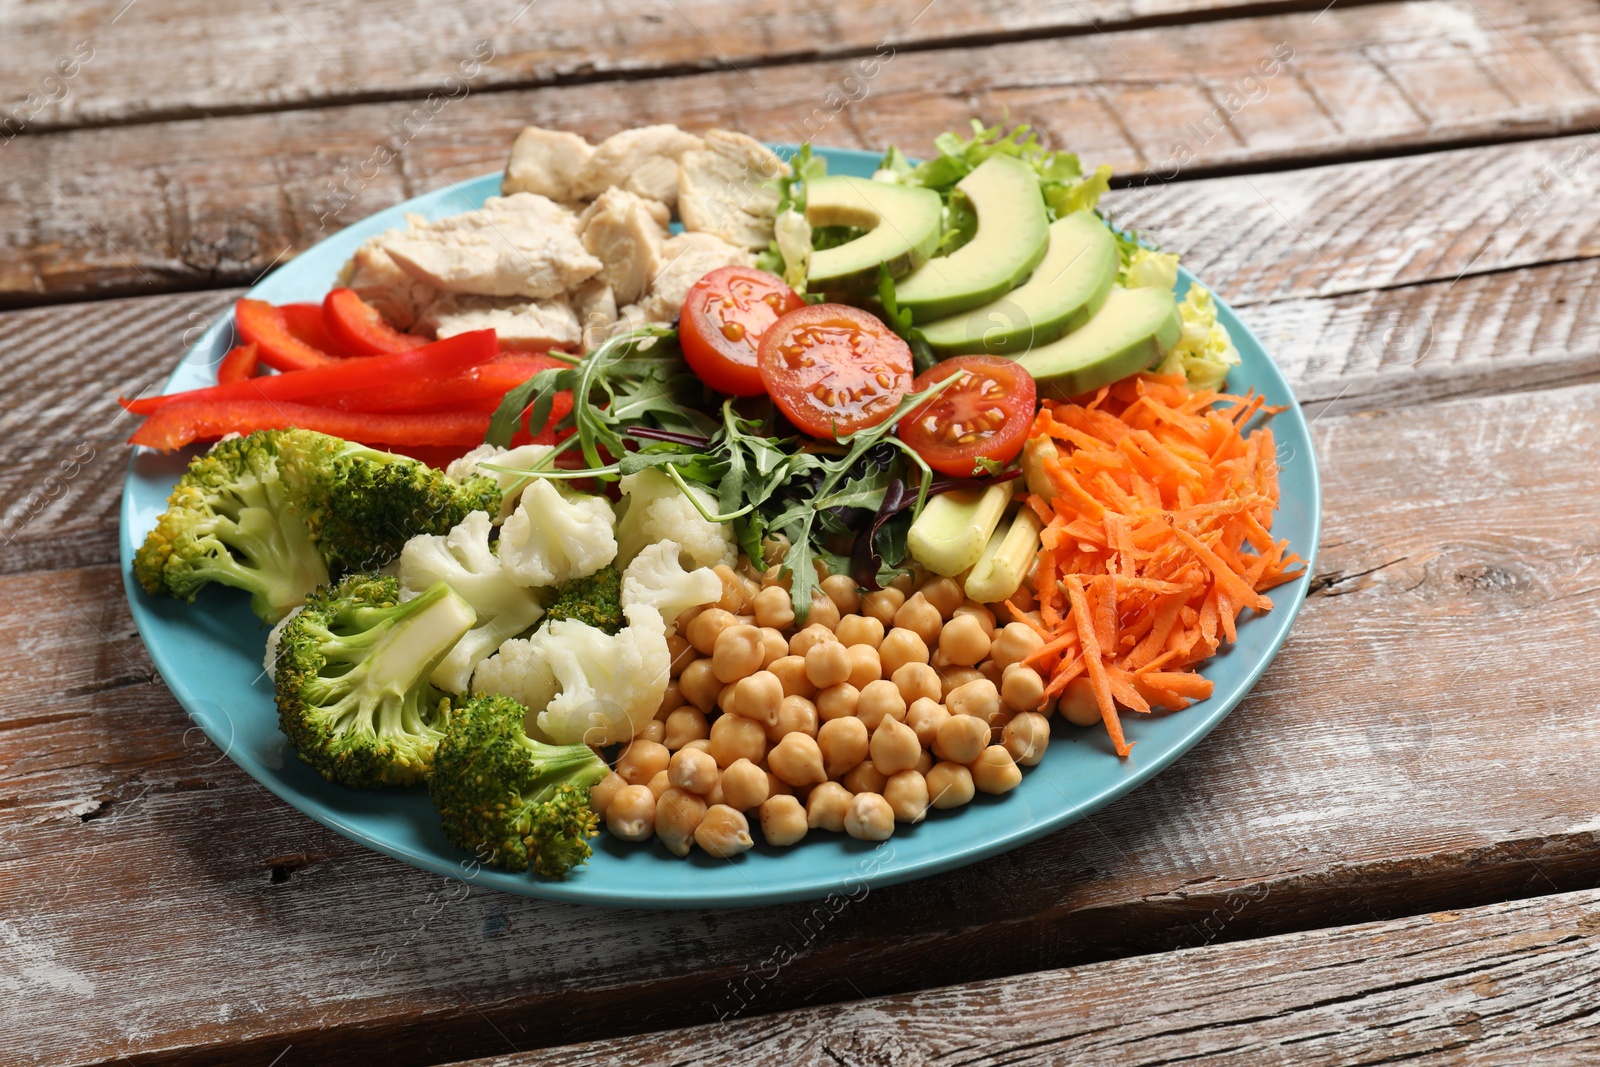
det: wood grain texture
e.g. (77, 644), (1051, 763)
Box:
(7, 377), (1600, 1065)
(6, 0), (1600, 304)
(0, 0), (1309, 132)
(455, 888), (1600, 1066)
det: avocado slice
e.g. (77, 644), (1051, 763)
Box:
(804, 177), (943, 291)
(1014, 286), (1182, 399)
(892, 155), (1049, 323)
(918, 210), (1118, 356)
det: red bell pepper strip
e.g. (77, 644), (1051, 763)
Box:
(119, 330), (499, 415)
(279, 302), (349, 357)
(215, 343), (260, 385)
(328, 356), (568, 412)
(323, 288), (429, 356)
(235, 299), (338, 371)
(128, 399), (498, 451)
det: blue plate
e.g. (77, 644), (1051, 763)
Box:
(120, 146), (1321, 908)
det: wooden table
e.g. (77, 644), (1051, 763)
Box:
(4, 1), (1600, 1063)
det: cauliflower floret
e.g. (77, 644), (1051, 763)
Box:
(615, 468), (736, 570)
(498, 480), (617, 588)
(396, 511), (544, 693)
(621, 540), (722, 633)
(446, 443), (559, 518)
(471, 602), (670, 745)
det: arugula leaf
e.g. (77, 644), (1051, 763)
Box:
(876, 266), (937, 374)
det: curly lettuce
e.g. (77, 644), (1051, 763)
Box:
(1155, 285), (1241, 391)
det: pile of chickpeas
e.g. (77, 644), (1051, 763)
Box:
(588, 562), (1076, 860)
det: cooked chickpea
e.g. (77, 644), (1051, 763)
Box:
(856, 678), (907, 731)
(663, 706), (710, 750)
(606, 784), (657, 841)
(714, 683), (737, 716)
(637, 718), (666, 744)
(804, 640), (852, 689)
(589, 771), (627, 817)
(708, 713), (768, 768)
(918, 576), (964, 619)
(656, 787), (707, 856)
(712, 624), (765, 684)
(721, 758), (769, 811)
(844, 792), (895, 841)
(869, 714), (921, 776)
(947, 677), (1002, 723)
(914, 749), (934, 775)
(676, 604), (706, 635)
(978, 659), (1004, 687)
(731, 670), (783, 725)
(768, 694), (819, 742)
(841, 759), (888, 795)
(687, 607), (737, 655)
(893, 593), (944, 646)
(815, 682), (860, 721)
(926, 762), (975, 808)
(615, 739), (670, 785)
(990, 622), (1046, 672)
(682, 737), (713, 755)
(767, 732), (827, 787)
(1003, 711), (1051, 766)
(883, 769), (929, 823)
(713, 564), (754, 615)
(789, 623), (836, 659)
(1059, 676), (1102, 727)
(1001, 663), (1047, 713)
(679, 659), (722, 713)
(695, 804), (755, 857)
(836, 614), (885, 649)
(954, 601), (997, 640)
(648, 769), (670, 800)
(820, 574), (861, 616)
(890, 570), (920, 594)
(934, 714), (991, 765)
(657, 676), (685, 717)
(753, 585), (796, 630)
(817, 716), (869, 778)
(939, 666), (985, 701)
(846, 643), (883, 690)
(759, 794), (809, 846)
(806, 781), (853, 832)
(878, 628), (929, 677)
(906, 698), (951, 749)
(971, 745), (1023, 794)
(766, 770), (794, 797)
(860, 587), (906, 626)
(805, 592), (841, 631)
(768, 654), (816, 699)
(759, 627), (789, 668)
(939, 614), (992, 667)
(668, 746), (720, 795)
(892, 662), (941, 706)
(704, 775), (727, 807)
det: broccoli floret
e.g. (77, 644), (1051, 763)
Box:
(540, 565), (624, 634)
(133, 431), (329, 622)
(274, 572), (477, 788)
(429, 693), (607, 876)
(276, 429), (502, 573)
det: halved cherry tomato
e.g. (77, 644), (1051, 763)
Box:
(756, 303), (913, 437)
(897, 355), (1037, 477)
(680, 266), (806, 396)
(323, 287), (429, 356)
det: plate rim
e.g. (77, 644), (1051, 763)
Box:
(119, 146), (1322, 909)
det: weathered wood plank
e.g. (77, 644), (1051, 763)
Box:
(456, 888), (1600, 1066)
(5, 0), (1600, 303)
(0, 0), (1312, 133)
(6, 377), (1600, 1065)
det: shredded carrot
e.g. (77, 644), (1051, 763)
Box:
(1026, 373), (1303, 757)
